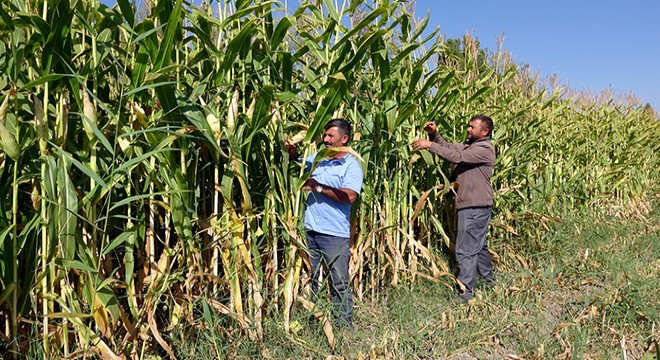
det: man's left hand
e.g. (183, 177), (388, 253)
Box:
(411, 138), (432, 151)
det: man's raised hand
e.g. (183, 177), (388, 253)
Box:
(423, 121), (437, 135)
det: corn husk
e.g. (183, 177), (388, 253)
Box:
(81, 88), (97, 140)
(0, 93), (19, 161)
(198, 97), (221, 137)
(34, 94), (46, 154)
(227, 87), (239, 133)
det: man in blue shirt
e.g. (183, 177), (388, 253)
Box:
(286, 118), (363, 328)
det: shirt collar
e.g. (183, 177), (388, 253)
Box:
(330, 151), (349, 161)
(466, 136), (491, 144)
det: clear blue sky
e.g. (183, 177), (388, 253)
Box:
(412, 0), (660, 111)
(99, 0), (659, 111)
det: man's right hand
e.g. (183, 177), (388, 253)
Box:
(284, 138), (299, 158)
(423, 121), (437, 135)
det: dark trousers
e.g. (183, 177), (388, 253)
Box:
(306, 230), (353, 325)
(455, 207), (495, 300)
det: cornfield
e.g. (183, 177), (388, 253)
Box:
(0, 0), (657, 357)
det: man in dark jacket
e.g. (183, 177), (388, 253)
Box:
(411, 115), (496, 302)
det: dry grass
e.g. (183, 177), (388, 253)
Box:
(169, 196), (660, 360)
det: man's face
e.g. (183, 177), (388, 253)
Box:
(323, 126), (348, 148)
(467, 119), (488, 142)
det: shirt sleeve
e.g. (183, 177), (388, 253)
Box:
(304, 154), (315, 173)
(428, 137), (494, 165)
(342, 157), (364, 194)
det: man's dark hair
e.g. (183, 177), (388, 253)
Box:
(325, 118), (352, 143)
(471, 115), (494, 135)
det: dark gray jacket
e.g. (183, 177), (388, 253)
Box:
(428, 133), (495, 210)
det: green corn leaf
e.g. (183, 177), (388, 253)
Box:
(101, 232), (132, 257)
(154, 0), (182, 70)
(420, 70), (454, 99)
(235, 0), (254, 11)
(391, 43), (420, 67)
(166, 168), (194, 242)
(394, 103), (418, 129)
(110, 146), (170, 180)
(0, 5), (14, 31)
(410, 11), (430, 41)
(181, 101), (224, 157)
(108, 190), (172, 213)
(466, 86), (493, 104)
(20, 74), (69, 91)
(55, 259), (97, 273)
(406, 67), (423, 99)
(338, 29), (387, 75)
(79, 111), (114, 154)
(245, 85), (274, 143)
(322, 0), (340, 23)
(16, 12), (50, 37)
(116, 0), (135, 27)
(333, 6), (387, 50)
(123, 80), (179, 98)
(216, 21), (257, 84)
(93, 278), (121, 324)
(271, 16), (292, 52)
(282, 52), (293, 92)
(52, 147), (108, 190)
(57, 157), (77, 259)
(304, 73), (347, 143)
(128, 45), (150, 93)
(154, 81), (179, 121)
(129, 21), (163, 47)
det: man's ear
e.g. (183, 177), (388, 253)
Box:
(481, 123), (490, 137)
(341, 134), (349, 146)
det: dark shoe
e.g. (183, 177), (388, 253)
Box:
(454, 288), (473, 305)
(333, 317), (355, 332)
(453, 293), (471, 305)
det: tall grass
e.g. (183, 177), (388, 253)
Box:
(0, 0), (657, 357)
